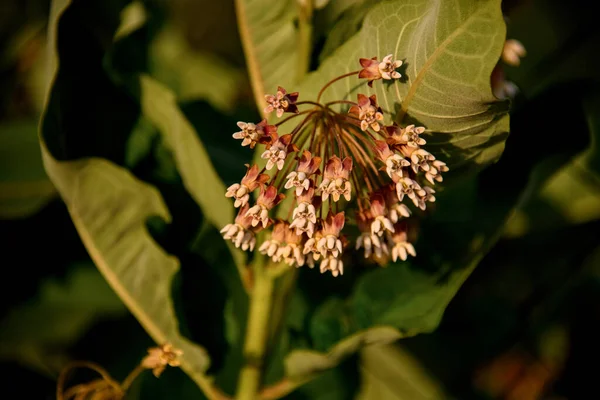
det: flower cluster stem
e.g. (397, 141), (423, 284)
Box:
(235, 257), (276, 400)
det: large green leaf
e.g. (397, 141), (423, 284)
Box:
(137, 76), (247, 271)
(299, 0), (509, 173)
(356, 343), (446, 400)
(316, 0), (382, 62)
(235, 0), (299, 111)
(138, 76), (232, 230)
(107, 4), (247, 268)
(39, 152), (215, 387)
(149, 23), (246, 113)
(285, 327), (401, 379)
(39, 0), (221, 394)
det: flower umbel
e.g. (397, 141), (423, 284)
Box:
(221, 54), (449, 276)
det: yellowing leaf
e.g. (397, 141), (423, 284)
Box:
(38, 0), (223, 395)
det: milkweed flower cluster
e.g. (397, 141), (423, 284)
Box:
(221, 54), (449, 277)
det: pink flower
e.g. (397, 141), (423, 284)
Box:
(264, 86), (299, 117)
(349, 94), (383, 132)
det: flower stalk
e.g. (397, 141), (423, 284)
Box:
(236, 256), (276, 400)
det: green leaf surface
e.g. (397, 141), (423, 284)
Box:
(138, 75), (232, 230)
(0, 120), (56, 219)
(235, 0), (299, 111)
(316, 0), (382, 62)
(285, 327), (401, 379)
(149, 24), (246, 113)
(39, 0), (220, 393)
(138, 75), (246, 270)
(39, 152), (214, 384)
(356, 343), (446, 400)
(299, 0), (509, 173)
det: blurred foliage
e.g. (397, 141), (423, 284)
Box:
(0, 0), (599, 399)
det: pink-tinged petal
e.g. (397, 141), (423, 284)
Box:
(358, 69), (372, 79)
(348, 105), (360, 116)
(341, 157), (353, 172)
(368, 94), (378, 107)
(359, 57), (376, 68)
(333, 212), (345, 231)
(373, 140), (391, 161)
(357, 94), (369, 107)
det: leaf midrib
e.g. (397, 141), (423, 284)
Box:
(398, 6), (487, 122)
(235, 0), (267, 117)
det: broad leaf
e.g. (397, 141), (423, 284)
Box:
(39, 153), (214, 386)
(108, 6), (247, 267)
(299, 0), (509, 173)
(137, 76), (247, 270)
(149, 24), (246, 113)
(285, 327), (401, 379)
(138, 76), (233, 230)
(235, 0), (299, 111)
(317, 0), (382, 62)
(357, 343), (446, 400)
(40, 0), (219, 392)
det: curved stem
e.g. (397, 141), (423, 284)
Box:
(120, 364), (145, 391)
(317, 71), (360, 103)
(57, 361), (121, 400)
(258, 375), (315, 400)
(275, 109), (314, 127)
(325, 100), (357, 107)
(235, 257), (276, 400)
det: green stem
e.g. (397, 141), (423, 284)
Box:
(235, 258), (276, 400)
(296, 0), (314, 82)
